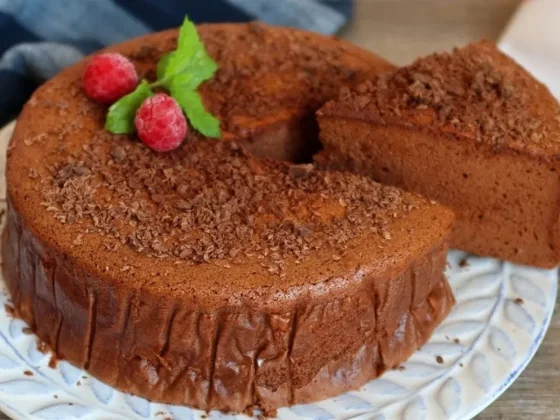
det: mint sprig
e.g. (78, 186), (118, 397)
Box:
(105, 80), (152, 134)
(171, 85), (220, 138)
(158, 18), (217, 90)
(156, 52), (173, 80)
(105, 17), (221, 138)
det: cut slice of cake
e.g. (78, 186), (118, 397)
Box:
(317, 40), (560, 268)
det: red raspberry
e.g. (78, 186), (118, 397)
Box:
(82, 53), (138, 103)
(134, 93), (187, 152)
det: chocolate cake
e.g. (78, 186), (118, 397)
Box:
(318, 40), (560, 268)
(3, 24), (455, 414)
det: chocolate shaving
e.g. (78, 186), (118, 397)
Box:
(110, 146), (126, 162)
(289, 164), (314, 179)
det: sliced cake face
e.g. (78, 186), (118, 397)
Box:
(3, 24), (455, 413)
(318, 40), (560, 267)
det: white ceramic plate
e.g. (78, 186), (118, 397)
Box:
(0, 122), (556, 420)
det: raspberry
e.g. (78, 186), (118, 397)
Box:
(134, 93), (187, 152)
(82, 53), (138, 103)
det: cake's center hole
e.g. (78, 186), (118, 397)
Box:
(242, 114), (323, 164)
(295, 115), (323, 163)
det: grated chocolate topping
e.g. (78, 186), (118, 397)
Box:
(322, 40), (560, 154)
(39, 135), (415, 272)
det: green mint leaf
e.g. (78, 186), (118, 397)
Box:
(160, 17), (217, 90)
(164, 17), (202, 79)
(156, 52), (173, 80)
(105, 80), (152, 134)
(171, 85), (220, 138)
(176, 16), (203, 53)
(169, 54), (217, 90)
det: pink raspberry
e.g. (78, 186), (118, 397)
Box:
(134, 93), (187, 152)
(82, 53), (138, 103)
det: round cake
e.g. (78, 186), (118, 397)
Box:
(3, 23), (455, 414)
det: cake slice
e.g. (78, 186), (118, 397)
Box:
(317, 40), (560, 268)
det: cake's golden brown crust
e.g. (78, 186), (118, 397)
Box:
(4, 24), (455, 413)
(318, 40), (560, 267)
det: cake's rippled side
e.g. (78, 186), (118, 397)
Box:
(2, 197), (454, 414)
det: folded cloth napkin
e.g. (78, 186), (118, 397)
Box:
(499, 0), (560, 99)
(0, 0), (353, 126)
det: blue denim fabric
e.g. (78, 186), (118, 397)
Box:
(0, 0), (353, 125)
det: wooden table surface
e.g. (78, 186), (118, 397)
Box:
(1, 1), (558, 419)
